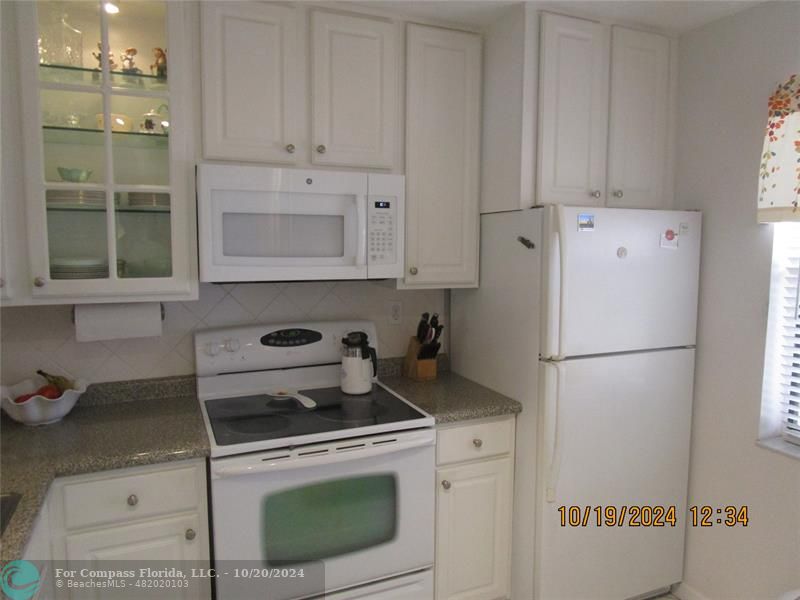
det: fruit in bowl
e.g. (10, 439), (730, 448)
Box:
(1, 371), (87, 426)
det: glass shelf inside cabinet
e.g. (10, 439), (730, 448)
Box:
(39, 64), (103, 86)
(110, 70), (167, 92)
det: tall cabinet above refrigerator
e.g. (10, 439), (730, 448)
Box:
(452, 205), (701, 600)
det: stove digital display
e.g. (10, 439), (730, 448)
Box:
(260, 328), (322, 347)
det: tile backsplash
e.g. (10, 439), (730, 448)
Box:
(0, 281), (445, 385)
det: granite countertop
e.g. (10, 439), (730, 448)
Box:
(0, 393), (209, 563)
(381, 371), (522, 423)
(0, 367), (518, 563)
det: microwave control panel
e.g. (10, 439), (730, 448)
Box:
(368, 198), (397, 266)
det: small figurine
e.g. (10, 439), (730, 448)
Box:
(120, 47), (140, 74)
(150, 47), (167, 80)
(91, 42), (116, 71)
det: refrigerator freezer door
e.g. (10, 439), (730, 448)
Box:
(541, 206), (701, 358)
(536, 349), (694, 600)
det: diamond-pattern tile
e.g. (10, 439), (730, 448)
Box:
(0, 282), (445, 385)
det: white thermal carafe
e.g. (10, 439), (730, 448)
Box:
(340, 331), (378, 394)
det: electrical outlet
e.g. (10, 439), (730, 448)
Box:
(388, 301), (402, 325)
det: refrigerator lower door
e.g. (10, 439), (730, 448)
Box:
(541, 205), (701, 359)
(536, 349), (694, 600)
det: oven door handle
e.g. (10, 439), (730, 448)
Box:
(210, 432), (435, 479)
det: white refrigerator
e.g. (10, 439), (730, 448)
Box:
(451, 205), (701, 600)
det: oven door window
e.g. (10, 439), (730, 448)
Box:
(262, 474), (397, 565)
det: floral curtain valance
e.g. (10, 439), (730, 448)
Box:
(758, 74), (800, 223)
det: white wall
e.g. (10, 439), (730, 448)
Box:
(674, 3), (800, 599)
(0, 282), (444, 384)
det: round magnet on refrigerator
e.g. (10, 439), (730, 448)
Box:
(617, 247), (628, 259)
(665, 229), (676, 241)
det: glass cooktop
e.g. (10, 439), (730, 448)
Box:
(205, 386), (428, 446)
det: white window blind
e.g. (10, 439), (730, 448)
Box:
(763, 223), (800, 445)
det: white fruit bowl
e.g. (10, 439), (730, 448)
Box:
(1, 376), (87, 426)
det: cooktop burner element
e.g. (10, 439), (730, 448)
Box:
(205, 386), (427, 446)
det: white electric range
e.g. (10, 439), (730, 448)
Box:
(195, 320), (435, 600)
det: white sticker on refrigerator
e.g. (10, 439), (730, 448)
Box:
(577, 213), (595, 231)
(679, 222), (689, 236)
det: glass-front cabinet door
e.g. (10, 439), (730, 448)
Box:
(16, 0), (195, 300)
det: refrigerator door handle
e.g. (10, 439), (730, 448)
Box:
(556, 205), (568, 359)
(542, 361), (566, 502)
(542, 206), (565, 359)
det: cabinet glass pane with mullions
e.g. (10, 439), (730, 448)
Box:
(34, 0), (174, 283)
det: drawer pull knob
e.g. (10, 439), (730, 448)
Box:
(441, 480), (451, 490)
(316, 144), (327, 154)
(185, 528), (196, 541)
(285, 143), (296, 154)
(33, 277), (46, 287)
(409, 267), (418, 275)
(473, 438), (483, 448)
(127, 494), (138, 506)
(589, 190), (602, 199)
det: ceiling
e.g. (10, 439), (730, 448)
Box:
(346, 0), (762, 33)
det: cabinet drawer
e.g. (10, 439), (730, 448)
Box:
(436, 417), (515, 466)
(61, 463), (204, 530)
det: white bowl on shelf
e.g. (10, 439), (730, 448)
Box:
(1, 376), (87, 426)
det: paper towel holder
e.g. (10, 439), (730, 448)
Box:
(71, 303), (166, 325)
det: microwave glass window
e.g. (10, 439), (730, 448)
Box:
(222, 213), (345, 258)
(261, 475), (397, 565)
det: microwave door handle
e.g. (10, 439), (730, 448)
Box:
(356, 195), (367, 267)
(210, 433), (435, 479)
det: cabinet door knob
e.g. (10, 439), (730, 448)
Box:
(589, 190), (602, 199)
(441, 480), (451, 490)
(33, 277), (46, 287)
(612, 190), (624, 198)
(185, 528), (196, 541)
(286, 144), (296, 154)
(127, 494), (138, 506)
(409, 267), (418, 275)
(473, 438), (483, 448)
(316, 144), (327, 154)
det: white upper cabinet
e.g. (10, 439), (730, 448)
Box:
(12, 0), (197, 304)
(538, 13), (610, 207)
(311, 11), (397, 169)
(201, 2), (300, 164)
(403, 24), (481, 289)
(606, 26), (671, 208)
(201, 5), (398, 171)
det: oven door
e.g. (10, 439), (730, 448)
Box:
(209, 429), (435, 600)
(197, 165), (368, 282)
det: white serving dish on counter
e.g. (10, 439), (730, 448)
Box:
(1, 377), (87, 425)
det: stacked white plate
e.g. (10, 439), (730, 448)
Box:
(50, 257), (109, 280)
(46, 190), (106, 209)
(127, 192), (170, 208)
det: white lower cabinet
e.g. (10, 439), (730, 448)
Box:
(45, 459), (210, 599)
(435, 417), (515, 600)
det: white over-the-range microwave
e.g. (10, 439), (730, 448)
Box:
(196, 164), (405, 282)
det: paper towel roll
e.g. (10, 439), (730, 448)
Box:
(75, 303), (163, 342)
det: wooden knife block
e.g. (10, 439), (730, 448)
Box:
(403, 337), (437, 381)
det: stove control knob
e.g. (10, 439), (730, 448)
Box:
(205, 342), (221, 357)
(223, 338), (241, 352)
